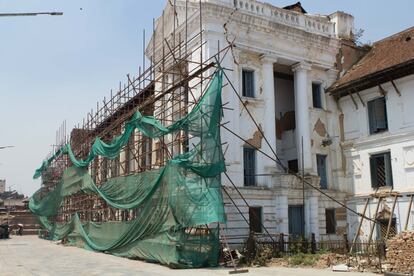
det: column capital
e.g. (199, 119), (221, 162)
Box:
(292, 61), (312, 72)
(260, 54), (278, 64)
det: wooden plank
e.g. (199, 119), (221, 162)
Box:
(385, 194), (399, 240)
(368, 197), (382, 244)
(391, 80), (402, 97)
(404, 195), (414, 231)
(347, 90), (359, 109)
(378, 84), (387, 96)
(350, 198), (369, 253)
(354, 89), (366, 107)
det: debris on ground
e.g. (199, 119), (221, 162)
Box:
(332, 264), (349, 272)
(386, 231), (414, 274)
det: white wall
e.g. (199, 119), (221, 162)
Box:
(341, 74), (414, 240)
(341, 75), (414, 195)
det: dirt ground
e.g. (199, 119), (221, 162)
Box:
(0, 236), (378, 276)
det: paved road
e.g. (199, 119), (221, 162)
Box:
(0, 236), (377, 276)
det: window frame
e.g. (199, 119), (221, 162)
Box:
(367, 97), (388, 135)
(243, 147), (257, 187)
(370, 151), (393, 189)
(325, 208), (337, 234)
(288, 205), (305, 237)
(316, 154), (328, 189)
(312, 82), (323, 109)
(242, 69), (255, 98)
(249, 206), (263, 233)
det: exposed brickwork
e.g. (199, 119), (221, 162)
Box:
(386, 231), (414, 274)
(332, 27), (414, 90)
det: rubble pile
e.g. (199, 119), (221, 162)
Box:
(386, 231), (414, 274)
(314, 253), (348, 268)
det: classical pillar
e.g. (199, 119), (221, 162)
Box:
(305, 190), (320, 239)
(292, 62), (312, 173)
(276, 191), (289, 234)
(258, 55), (278, 178)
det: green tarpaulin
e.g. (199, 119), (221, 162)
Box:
(30, 69), (226, 268)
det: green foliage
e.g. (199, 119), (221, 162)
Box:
(289, 253), (320, 266)
(289, 236), (310, 254)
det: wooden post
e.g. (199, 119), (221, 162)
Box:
(385, 195), (398, 240)
(391, 80), (401, 97)
(404, 194), (414, 231)
(367, 197), (382, 245)
(350, 198), (369, 253)
(343, 233), (349, 254)
(311, 233), (317, 254)
(279, 233), (285, 254)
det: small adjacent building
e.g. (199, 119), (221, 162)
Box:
(328, 27), (414, 241)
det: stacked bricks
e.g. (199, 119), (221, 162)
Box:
(386, 231), (414, 274)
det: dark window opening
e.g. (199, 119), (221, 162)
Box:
(249, 207), (262, 233)
(317, 154), (328, 189)
(288, 159), (299, 174)
(243, 147), (256, 186)
(289, 205), (304, 237)
(368, 97), (388, 134)
(312, 83), (323, 108)
(370, 152), (393, 189)
(242, 69), (255, 98)
(325, 209), (336, 234)
(377, 218), (397, 240)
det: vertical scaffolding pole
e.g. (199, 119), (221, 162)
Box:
(385, 195), (398, 240)
(350, 198), (369, 253)
(404, 194), (413, 231)
(368, 197), (382, 244)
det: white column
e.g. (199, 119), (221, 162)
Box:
(258, 55), (278, 178)
(292, 62), (312, 173)
(276, 191), (289, 234)
(306, 193), (320, 239)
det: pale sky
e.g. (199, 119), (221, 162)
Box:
(0, 0), (413, 196)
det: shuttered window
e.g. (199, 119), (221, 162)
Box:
(242, 69), (255, 98)
(370, 152), (393, 189)
(368, 97), (388, 134)
(249, 207), (262, 233)
(243, 147), (256, 186)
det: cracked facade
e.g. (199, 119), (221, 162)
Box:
(148, 0), (414, 244)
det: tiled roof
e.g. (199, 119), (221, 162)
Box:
(330, 27), (414, 92)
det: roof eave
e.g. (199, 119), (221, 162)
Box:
(327, 59), (414, 98)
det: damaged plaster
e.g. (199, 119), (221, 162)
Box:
(313, 118), (327, 137)
(245, 124), (264, 149)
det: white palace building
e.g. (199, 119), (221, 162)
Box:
(147, 0), (414, 244)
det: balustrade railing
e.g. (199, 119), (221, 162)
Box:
(233, 0), (335, 37)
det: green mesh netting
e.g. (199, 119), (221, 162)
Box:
(30, 70), (226, 268)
